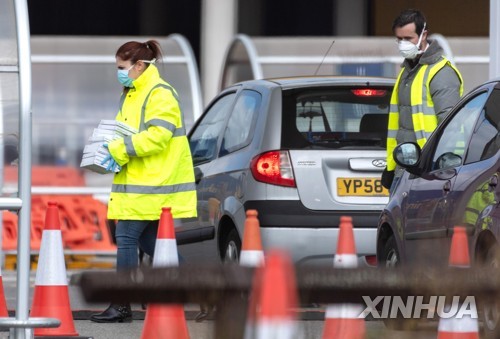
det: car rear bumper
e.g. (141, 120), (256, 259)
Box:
(244, 200), (382, 228)
(260, 227), (377, 267)
(244, 200), (380, 266)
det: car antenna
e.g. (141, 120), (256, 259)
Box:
(314, 40), (335, 76)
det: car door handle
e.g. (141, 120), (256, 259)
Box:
(443, 180), (451, 193)
(194, 167), (203, 184)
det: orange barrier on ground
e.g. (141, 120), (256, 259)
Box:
(0, 265), (8, 317)
(62, 196), (116, 251)
(57, 196), (97, 245)
(32, 195), (116, 252)
(2, 166), (116, 253)
(2, 211), (18, 251)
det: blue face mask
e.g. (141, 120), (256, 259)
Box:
(117, 64), (134, 87)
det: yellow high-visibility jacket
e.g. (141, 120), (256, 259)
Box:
(386, 57), (464, 171)
(107, 64), (197, 220)
(464, 182), (496, 230)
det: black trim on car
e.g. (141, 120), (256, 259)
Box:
(405, 226), (474, 240)
(176, 226), (215, 245)
(244, 200), (380, 228)
(405, 229), (448, 240)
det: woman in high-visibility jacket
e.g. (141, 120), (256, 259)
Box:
(90, 40), (197, 323)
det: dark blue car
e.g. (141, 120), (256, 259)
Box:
(377, 78), (500, 334)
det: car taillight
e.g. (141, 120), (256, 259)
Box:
(250, 150), (296, 187)
(351, 89), (387, 97)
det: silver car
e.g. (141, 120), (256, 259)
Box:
(177, 76), (394, 266)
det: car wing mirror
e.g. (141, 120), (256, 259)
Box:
(393, 142), (425, 177)
(435, 152), (462, 170)
(394, 142), (421, 166)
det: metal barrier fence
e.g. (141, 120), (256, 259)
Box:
(220, 34), (489, 95)
(79, 264), (499, 339)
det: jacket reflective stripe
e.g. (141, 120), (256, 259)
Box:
(387, 129), (398, 139)
(140, 84), (179, 132)
(146, 119), (186, 136)
(410, 105), (436, 115)
(139, 84), (186, 138)
(124, 135), (136, 157)
(112, 182), (196, 194)
(147, 118), (175, 133)
(144, 118), (186, 137)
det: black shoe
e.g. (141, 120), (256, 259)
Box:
(194, 310), (208, 322)
(90, 304), (132, 323)
(195, 304), (214, 323)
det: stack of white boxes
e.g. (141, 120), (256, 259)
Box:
(80, 120), (137, 174)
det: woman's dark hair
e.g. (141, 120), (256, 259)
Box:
(115, 40), (163, 65)
(392, 9), (428, 35)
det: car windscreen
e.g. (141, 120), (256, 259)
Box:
(281, 86), (392, 149)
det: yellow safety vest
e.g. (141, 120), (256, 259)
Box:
(464, 182), (496, 230)
(107, 64), (197, 220)
(386, 57), (464, 171)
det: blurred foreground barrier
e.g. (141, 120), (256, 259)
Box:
(79, 265), (500, 339)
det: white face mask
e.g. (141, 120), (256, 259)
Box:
(397, 23), (426, 60)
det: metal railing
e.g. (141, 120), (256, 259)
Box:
(79, 264), (499, 339)
(220, 34), (489, 94)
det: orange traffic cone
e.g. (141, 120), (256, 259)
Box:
(240, 210), (264, 267)
(141, 207), (189, 339)
(437, 226), (479, 339)
(245, 250), (300, 339)
(0, 265), (9, 317)
(30, 201), (78, 336)
(322, 216), (365, 339)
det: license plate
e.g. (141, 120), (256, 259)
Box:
(337, 177), (389, 197)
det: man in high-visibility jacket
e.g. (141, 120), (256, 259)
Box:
(381, 9), (464, 192)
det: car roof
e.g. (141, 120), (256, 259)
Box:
(227, 75), (395, 91)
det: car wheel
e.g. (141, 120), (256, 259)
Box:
(223, 228), (241, 263)
(381, 235), (399, 268)
(380, 235), (419, 331)
(480, 246), (500, 338)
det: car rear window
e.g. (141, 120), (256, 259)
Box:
(281, 86), (392, 149)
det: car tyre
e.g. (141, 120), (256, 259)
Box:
(223, 228), (241, 263)
(379, 235), (419, 331)
(381, 235), (399, 268)
(480, 245), (500, 339)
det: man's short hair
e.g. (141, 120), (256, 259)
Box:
(392, 9), (427, 35)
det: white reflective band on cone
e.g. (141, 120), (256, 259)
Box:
(153, 239), (179, 267)
(438, 316), (479, 333)
(35, 230), (67, 286)
(334, 254), (358, 268)
(325, 303), (365, 319)
(240, 250), (264, 267)
(256, 319), (298, 339)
